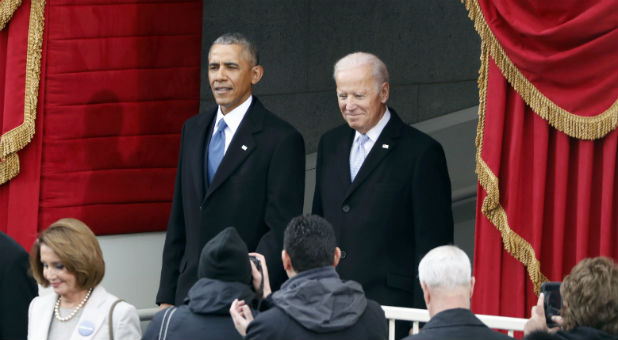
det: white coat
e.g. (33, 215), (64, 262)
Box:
(28, 285), (141, 340)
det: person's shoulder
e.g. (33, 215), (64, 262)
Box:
(0, 232), (29, 261)
(256, 105), (301, 134)
(398, 122), (441, 147)
(253, 305), (289, 323)
(30, 292), (55, 309)
(247, 306), (290, 338)
(182, 105), (216, 128)
(364, 299), (386, 317)
(319, 123), (352, 143)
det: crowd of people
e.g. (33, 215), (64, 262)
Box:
(1, 31), (617, 340)
(3, 215), (617, 340)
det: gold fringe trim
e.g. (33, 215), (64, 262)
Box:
(0, 0), (45, 185)
(0, 0), (22, 30)
(475, 42), (549, 295)
(462, 0), (618, 140)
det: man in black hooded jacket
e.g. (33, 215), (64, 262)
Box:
(143, 227), (257, 340)
(230, 215), (387, 340)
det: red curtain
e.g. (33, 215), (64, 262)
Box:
(0, 0), (202, 248)
(463, 0), (618, 322)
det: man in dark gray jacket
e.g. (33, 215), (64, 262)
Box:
(230, 215), (387, 340)
(144, 227), (257, 340)
(404, 246), (512, 340)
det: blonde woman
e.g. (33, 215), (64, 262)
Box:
(27, 218), (141, 340)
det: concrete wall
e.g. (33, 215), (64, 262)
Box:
(200, 0), (480, 153)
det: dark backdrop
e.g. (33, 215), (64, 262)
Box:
(200, 0), (480, 153)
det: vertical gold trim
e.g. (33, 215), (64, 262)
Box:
(0, 0), (45, 185)
(462, 0), (618, 140)
(475, 43), (549, 294)
(0, 0), (22, 30)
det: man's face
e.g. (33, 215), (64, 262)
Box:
(335, 64), (389, 134)
(208, 44), (263, 114)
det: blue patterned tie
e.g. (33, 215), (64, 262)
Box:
(350, 134), (369, 181)
(208, 119), (227, 183)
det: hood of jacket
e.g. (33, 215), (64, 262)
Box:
(556, 326), (618, 340)
(271, 266), (367, 332)
(185, 278), (256, 315)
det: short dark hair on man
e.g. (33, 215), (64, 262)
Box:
(283, 215), (337, 273)
(212, 32), (259, 66)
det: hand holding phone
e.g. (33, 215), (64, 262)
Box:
(541, 282), (562, 328)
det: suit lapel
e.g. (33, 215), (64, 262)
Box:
(336, 128), (355, 185)
(190, 109), (216, 198)
(345, 109), (403, 199)
(33, 293), (55, 340)
(203, 99), (263, 202)
(70, 286), (108, 340)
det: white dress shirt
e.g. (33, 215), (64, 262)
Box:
(350, 107), (391, 164)
(214, 95), (252, 153)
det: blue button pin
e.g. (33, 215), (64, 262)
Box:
(78, 320), (95, 336)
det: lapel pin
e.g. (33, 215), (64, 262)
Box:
(382, 144), (389, 149)
(241, 145), (248, 151)
(78, 320), (95, 336)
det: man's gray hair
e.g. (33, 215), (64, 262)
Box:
(333, 52), (389, 88)
(418, 245), (472, 290)
(211, 32), (259, 66)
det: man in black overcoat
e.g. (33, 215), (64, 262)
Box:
(157, 33), (305, 307)
(312, 52), (454, 338)
(0, 231), (38, 340)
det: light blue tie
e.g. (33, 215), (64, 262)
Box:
(208, 119), (227, 183)
(350, 134), (369, 181)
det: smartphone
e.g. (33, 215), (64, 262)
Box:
(541, 281), (562, 328)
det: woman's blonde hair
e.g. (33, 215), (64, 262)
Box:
(560, 257), (618, 335)
(30, 218), (105, 290)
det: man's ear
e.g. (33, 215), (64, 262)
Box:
(469, 276), (476, 298)
(421, 282), (431, 307)
(379, 82), (390, 104)
(333, 247), (342, 267)
(251, 65), (264, 85)
(282, 250), (293, 272)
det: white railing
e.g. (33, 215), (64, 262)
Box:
(381, 305), (526, 340)
(139, 307), (159, 322)
(139, 305), (527, 339)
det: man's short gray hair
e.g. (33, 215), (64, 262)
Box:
(418, 245), (472, 290)
(211, 32), (259, 66)
(333, 52), (389, 88)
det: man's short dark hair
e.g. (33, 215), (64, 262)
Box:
(211, 32), (259, 66)
(283, 215), (337, 273)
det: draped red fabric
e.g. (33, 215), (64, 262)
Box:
(0, 0), (45, 248)
(479, 0), (617, 115)
(468, 0), (618, 322)
(1, 0), (202, 248)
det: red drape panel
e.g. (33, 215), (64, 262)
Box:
(465, 0), (618, 323)
(1, 0), (202, 248)
(0, 0), (45, 248)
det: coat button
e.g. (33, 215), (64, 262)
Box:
(342, 204), (350, 213)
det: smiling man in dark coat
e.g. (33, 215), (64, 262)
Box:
(312, 52), (454, 338)
(157, 33), (305, 308)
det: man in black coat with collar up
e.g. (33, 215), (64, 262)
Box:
(404, 245), (512, 339)
(157, 33), (305, 308)
(312, 51), (454, 338)
(144, 227), (257, 340)
(229, 215), (388, 340)
(0, 231), (38, 340)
